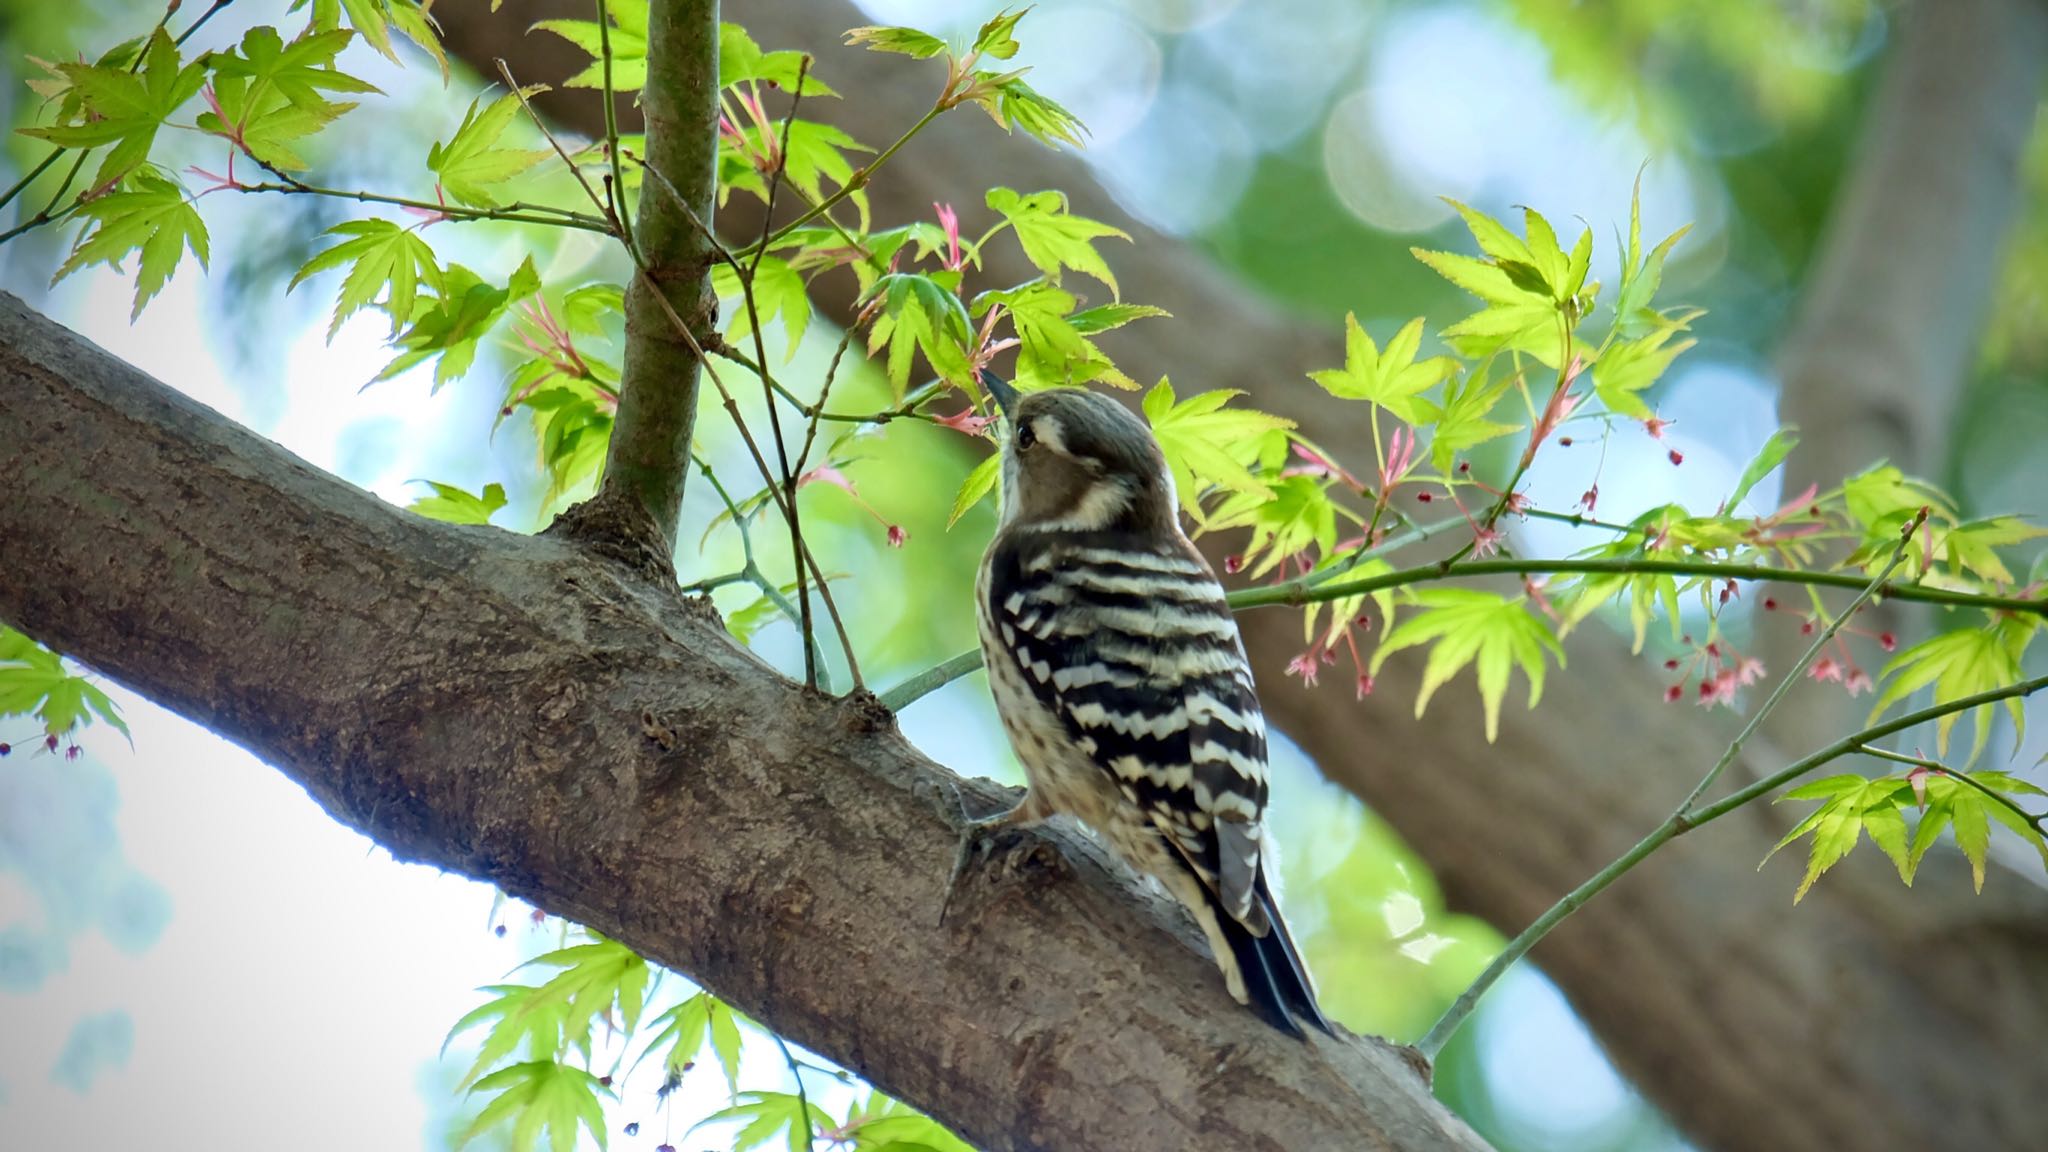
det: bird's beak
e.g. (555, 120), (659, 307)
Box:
(980, 369), (1020, 418)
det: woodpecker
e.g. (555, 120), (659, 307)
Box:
(954, 372), (1332, 1038)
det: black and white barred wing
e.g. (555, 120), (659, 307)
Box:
(986, 533), (1274, 930)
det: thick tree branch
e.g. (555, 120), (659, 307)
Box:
(0, 294), (1486, 1152)
(594, 0), (721, 551)
(428, 3), (2048, 1150)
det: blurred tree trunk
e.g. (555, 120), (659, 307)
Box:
(431, 1), (2048, 1149)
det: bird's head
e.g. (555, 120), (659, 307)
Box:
(985, 373), (1175, 535)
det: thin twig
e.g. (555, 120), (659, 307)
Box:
(731, 103), (946, 262)
(696, 456), (829, 684)
(746, 57), (813, 687)
(498, 59), (614, 224)
(633, 264), (863, 688)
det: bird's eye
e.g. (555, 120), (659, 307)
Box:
(1015, 423), (1038, 450)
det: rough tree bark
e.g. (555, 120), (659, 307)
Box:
(0, 294), (1486, 1152)
(424, 1), (2048, 1149)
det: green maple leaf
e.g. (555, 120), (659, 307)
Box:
(517, 938), (650, 1056)
(949, 452), (1003, 528)
(376, 258), (542, 388)
(207, 25), (379, 111)
(1590, 319), (1696, 419)
(720, 22), (837, 96)
(1870, 617), (2033, 759)
(635, 991), (747, 1097)
(864, 272), (973, 395)
(713, 255), (812, 362)
(20, 29), (206, 193)
(289, 218), (444, 338)
(1932, 516), (2048, 585)
(408, 481), (508, 526)
(312, 0), (449, 80)
(54, 171), (209, 320)
(779, 120), (871, 204)
(0, 628), (130, 743)
(458, 1061), (611, 1152)
(535, 0), (650, 90)
(973, 8), (1029, 59)
(1370, 589), (1564, 741)
(842, 24), (949, 59)
(1766, 775), (1915, 901)
(199, 26), (377, 171)
(443, 984), (575, 1088)
(969, 73), (1086, 149)
(1141, 378), (1296, 520)
(694, 1091), (832, 1152)
(429, 90), (551, 209)
(1207, 475), (1339, 578)
(973, 279), (1132, 390)
(1612, 173), (1692, 340)
(986, 188), (1126, 296)
(1725, 428), (1799, 512)
(1427, 365), (1519, 472)
(1308, 313), (1456, 424)
(1412, 201), (1590, 365)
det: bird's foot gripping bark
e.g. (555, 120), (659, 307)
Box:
(938, 789), (1042, 926)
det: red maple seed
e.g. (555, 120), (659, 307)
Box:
(1664, 684), (1683, 703)
(1763, 598), (1778, 611)
(0, 743), (9, 756)
(1668, 448), (1684, 466)
(1879, 632), (1897, 652)
(1416, 492), (1434, 503)
(1558, 436), (1574, 447)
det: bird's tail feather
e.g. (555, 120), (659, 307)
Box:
(1220, 876), (1334, 1038)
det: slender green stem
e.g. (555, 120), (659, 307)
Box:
(743, 59), (814, 687)
(1519, 507), (1643, 536)
(229, 182), (612, 231)
(697, 457), (830, 688)
(1419, 522), (1920, 1059)
(1230, 555), (2048, 616)
(595, 0), (635, 253)
(877, 649), (985, 712)
(731, 103), (946, 261)
(0, 150), (64, 217)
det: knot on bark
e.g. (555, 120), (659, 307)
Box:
(548, 489), (677, 582)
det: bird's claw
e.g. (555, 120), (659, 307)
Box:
(938, 814), (1004, 927)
